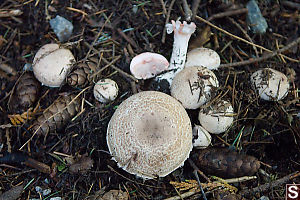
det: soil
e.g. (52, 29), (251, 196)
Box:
(0, 0), (299, 199)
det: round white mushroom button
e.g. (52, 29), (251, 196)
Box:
(250, 68), (289, 101)
(93, 79), (118, 103)
(198, 100), (234, 134)
(32, 43), (75, 87)
(192, 125), (211, 149)
(185, 47), (221, 70)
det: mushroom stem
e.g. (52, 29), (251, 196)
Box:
(155, 20), (196, 87)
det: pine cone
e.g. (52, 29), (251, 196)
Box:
(193, 147), (260, 178)
(30, 94), (81, 135)
(15, 72), (40, 112)
(67, 58), (97, 88)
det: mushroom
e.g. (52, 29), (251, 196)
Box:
(198, 100), (234, 134)
(185, 47), (221, 70)
(107, 91), (192, 179)
(93, 79), (118, 103)
(192, 125), (211, 149)
(32, 43), (75, 87)
(155, 20), (196, 88)
(170, 66), (219, 109)
(130, 52), (169, 79)
(250, 68), (289, 101)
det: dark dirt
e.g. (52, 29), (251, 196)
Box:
(0, 0), (299, 199)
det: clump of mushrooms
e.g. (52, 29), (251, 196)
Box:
(32, 43), (75, 87)
(170, 66), (219, 109)
(250, 68), (289, 101)
(198, 100), (234, 134)
(93, 79), (119, 103)
(155, 20), (196, 88)
(185, 47), (221, 70)
(107, 91), (192, 179)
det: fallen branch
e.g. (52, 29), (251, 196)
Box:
(220, 37), (300, 68)
(239, 171), (300, 196)
(195, 15), (299, 63)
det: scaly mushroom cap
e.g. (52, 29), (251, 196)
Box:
(107, 91), (192, 179)
(185, 48), (221, 70)
(250, 68), (289, 101)
(171, 66), (219, 109)
(33, 43), (75, 87)
(130, 52), (169, 79)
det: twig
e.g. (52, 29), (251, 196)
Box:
(239, 171), (300, 196)
(281, 1), (300, 10)
(182, 0), (193, 21)
(207, 8), (248, 21)
(161, 0), (176, 43)
(191, 0), (201, 20)
(220, 37), (300, 68)
(117, 28), (139, 49)
(90, 55), (121, 78)
(227, 17), (259, 58)
(0, 9), (23, 18)
(159, 0), (167, 16)
(195, 15), (299, 63)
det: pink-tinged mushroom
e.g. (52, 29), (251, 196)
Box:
(155, 20), (196, 87)
(130, 52), (169, 79)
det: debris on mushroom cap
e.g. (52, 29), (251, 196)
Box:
(130, 52), (169, 79)
(250, 68), (289, 101)
(32, 43), (75, 87)
(155, 20), (196, 89)
(192, 125), (211, 149)
(170, 66), (219, 109)
(198, 100), (234, 134)
(107, 91), (192, 179)
(93, 79), (118, 103)
(185, 47), (221, 70)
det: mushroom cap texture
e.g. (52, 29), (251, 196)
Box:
(185, 48), (221, 70)
(107, 91), (192, 179)
(250, 68), (289, 101)
(93, 79), (118, 103)
(171, 66), (219, 109)
(33, 43), (75, 87)
(198, 100), (234, 134)
(130, 52), (169, 79)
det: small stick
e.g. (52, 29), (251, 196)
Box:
(239, 171), (300, 196)
(159, 0), (167, 16)
(220, 37), (300, 68)
(162, 0), (176, 43)
(227, 17), (259, 58)
(182, 0), (193, 21)
(207, 8), (248, 21)
(117, 28), (139, 49)
(0, 9), (23, 18)
(195, 15), (299, 63)
(191, 0), (201, 20)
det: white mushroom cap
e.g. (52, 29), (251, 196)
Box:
(185, 48), (221, 70)
(107, 91), (192, 179)
(170, 66), (219, 109)
(198, 100), (234, 134)
(32, 43), (75, 87)
(250, 68), (289, 101)
(93, 79), (118, 103)
(192, 125), (211, 149)
(130, 52), (169, 79)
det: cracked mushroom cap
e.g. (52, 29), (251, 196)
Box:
(33, 43), (75, 87)
(250, 68), (289, 101)
(107, 91), (192, 179)
(185, 48), (221, 70)
(130, 52), (169, 79)
(171, 66), (219, 109)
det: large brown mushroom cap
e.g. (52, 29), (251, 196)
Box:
(107, 91), (192, 179)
